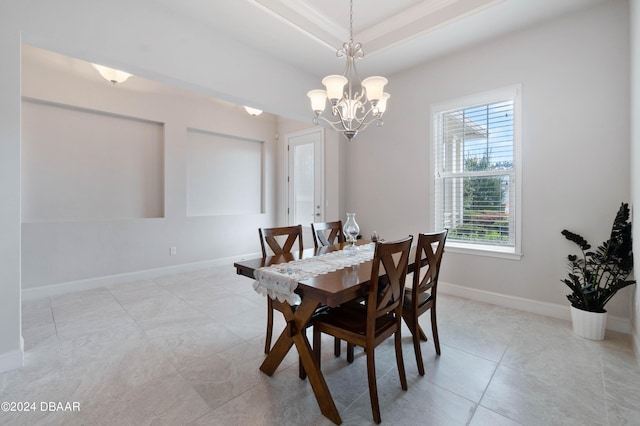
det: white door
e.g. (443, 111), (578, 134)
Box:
(287, 128), (324, 227)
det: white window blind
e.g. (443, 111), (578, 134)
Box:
(433, 86), (520, 254)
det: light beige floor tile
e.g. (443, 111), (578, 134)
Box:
(501, 317), (602, 384)
(345, 369), (476, 425)
(107, 279), (168, 302)
(481, 364), (607, 425)
(136, 313), (212, 339)
(602, 346), (640, 425)
(148, 320), (245, 368)
(7, 263), (640, 426)
(435, 296), (516, 362)
(54, 311), (135, 342)
(63, 372), (210, 426)
(22, 321), (58, 351)
(179, 339), (275, 410)
(117, 291), (204, 322)
(470, 406), (522, 425)
(213, 301), (278, 341)
(153, 272), (197, 287)
(59, 323), (178, 404)
(22, 297), (53, 331)
(0, 339), (68, 426)
(189, 372), (336, 426)
(412, 343), (497, 403)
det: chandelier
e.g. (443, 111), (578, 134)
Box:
(307, 0), (389, 141)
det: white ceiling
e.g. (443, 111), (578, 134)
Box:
(24, 0), (607, 103)
(152, 0), (606, 78)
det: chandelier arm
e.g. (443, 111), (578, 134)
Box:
(313, 115), (350, 132)
(331, 104), (358, 132)
(314, 105), (383, 135)
(354, 116), (383, 133)
(349, 103), (376, 127)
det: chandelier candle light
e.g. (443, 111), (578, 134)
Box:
(307, 0), (389, 141)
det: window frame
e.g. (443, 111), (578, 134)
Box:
(430, 85), (523, 260)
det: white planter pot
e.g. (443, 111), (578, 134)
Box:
(570, 306), (607, 340)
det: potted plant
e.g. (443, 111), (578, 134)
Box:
(561, 202), (635, 340)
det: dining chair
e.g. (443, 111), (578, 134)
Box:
(259, 225), (308, 379)
(402, 230), (447, 376)
(313, 236), (413, 424)
(311, 220), (345, 249)
(310, 220), (351, 359)
(259, 225), (304, 355)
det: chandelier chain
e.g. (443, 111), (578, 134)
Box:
(349, 0), (354, 43)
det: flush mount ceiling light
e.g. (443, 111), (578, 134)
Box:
(307, 0), (389, 141)
(243, 106), (263, 116)
(91, 63), (132, 85)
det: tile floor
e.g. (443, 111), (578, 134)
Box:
(2, 264), (640, 425)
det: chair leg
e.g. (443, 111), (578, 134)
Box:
(313, 327), (321, 370)
(403, 312), (427, 341)
(346, 343), (354, 363)
(412, 316), (425, 376)
(299, 356), (306, 380)
(366, 345), (381, 424)
(334, 337), (341, 357)
(395, 327), (408, 390)
(265, 299), (273, 354)
(418, 324), (428, 341)
(431, 307), (441, 355)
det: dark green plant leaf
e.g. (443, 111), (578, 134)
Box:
(560, 202), (636, 312)
(562, 229), (591, 251)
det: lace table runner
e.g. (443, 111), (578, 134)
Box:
(253, 244), (375, 305)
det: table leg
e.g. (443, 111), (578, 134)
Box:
(259, 299), (342, 425)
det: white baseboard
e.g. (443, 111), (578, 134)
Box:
(21, 253), (261, 301)
(439, 281), (631, 334)
(633, 329), (640, 368)
(0, 348), (24, 374)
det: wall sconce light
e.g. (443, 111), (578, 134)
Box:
(243, 106), (263, 116)
(92, 63), (132, 85)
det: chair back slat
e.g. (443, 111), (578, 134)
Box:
(412, 231), (447, 300)
(368, 236), (413, 324)
(259, 225), (304, 257)
(311, 220), (345, 248)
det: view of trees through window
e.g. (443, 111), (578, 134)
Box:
(439, 101), (514, 245)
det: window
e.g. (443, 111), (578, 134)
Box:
(432, 86), (522, 258)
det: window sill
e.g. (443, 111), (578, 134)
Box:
(445, 241), (523, 260)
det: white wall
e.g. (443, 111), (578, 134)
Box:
(631, 0), (640, 356)
(20, 48), (281, 290)
(347, 0), (632, 318)
(0, 20), (23, 373)
(22, 99), (165, 222)
(0, 0), (320, 370)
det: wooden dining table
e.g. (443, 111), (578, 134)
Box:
(234, 240), (417, 425)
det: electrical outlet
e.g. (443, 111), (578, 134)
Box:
(170, 247), (177, 255)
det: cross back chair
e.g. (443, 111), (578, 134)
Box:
(402, 230), (447, 376)
(259, 225), (313, 379)
(259, 225), (304, 259)
(311, 220), (351, 358)
(311, 220), (345, 249)
(258, 225), (304, 355)
(313, 236), (413, 424)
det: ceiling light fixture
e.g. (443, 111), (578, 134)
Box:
(92, 63), (132, 85)
(307, 0), (389, 141)
(243, 106), (263, 116)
